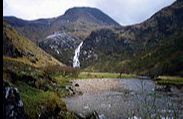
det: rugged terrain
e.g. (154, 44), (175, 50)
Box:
(80, 0), (183, 77)
(4, 7), (121, 66)
(3, 22), (79, 119)
(4, 0), (183, 76)
(3, 0), (183, 118)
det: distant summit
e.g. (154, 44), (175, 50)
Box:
(62, 7), (120, 26)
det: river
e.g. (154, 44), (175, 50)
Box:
(64, 78), (183, 119)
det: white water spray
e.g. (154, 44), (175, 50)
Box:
(73, 42), (83, 68)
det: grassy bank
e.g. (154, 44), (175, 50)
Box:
(156, 76), (183, 85)
(16, 81), (64, 118)
(3, 58), (77, 119)
(76, 72), (136, 79)
(4, 75), (77, 119)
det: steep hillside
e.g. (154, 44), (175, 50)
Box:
(3, 22), (81, 119)
(3, 22), (63, 67)
(80, 28), (134, 69)
(50, 7), (120, 39)
(118, 0), (183, 52)
(122, 32), (183, 76)
(83, 31), (183, 77)
(80, 0), (183, 76)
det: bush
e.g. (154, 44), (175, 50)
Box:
(43, 65), (79, 78)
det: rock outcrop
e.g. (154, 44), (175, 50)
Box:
(3, 81), (26, 119)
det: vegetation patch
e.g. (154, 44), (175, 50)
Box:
(43, 65), (79, 78)
(3, 57), (77, 119)
(156, 76), (183, 86)
(76, 72), (136, 79)
(51, 74), (73, 97)
(15, 81), (77, 119)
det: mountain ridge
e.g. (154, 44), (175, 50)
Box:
(4, 7), (122, 66)
(4, 7), (121, 43)
(62, 7), (120, 26)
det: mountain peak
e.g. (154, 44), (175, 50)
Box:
(62, 7), (120, 26)
(64, 7), (102, 16)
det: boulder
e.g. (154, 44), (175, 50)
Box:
(3, 81), (26, 119)
(75, 83), (79, 87)
(154, 85), (171, 92)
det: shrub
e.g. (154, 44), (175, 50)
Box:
(43, 65), (79, 78)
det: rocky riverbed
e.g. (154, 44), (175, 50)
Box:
(64, 78), (183, 119)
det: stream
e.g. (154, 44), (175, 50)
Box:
(64, 78), (183, 119)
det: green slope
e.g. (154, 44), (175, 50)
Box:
(3, 21), (63, 68)
(121, 32), (183, 77)
(84, 32), (183, 77)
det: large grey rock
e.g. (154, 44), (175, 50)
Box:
(3, 81), (26, 119)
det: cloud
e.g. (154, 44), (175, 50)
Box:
(3, 0), (93, 19)
(92, 0), (176, 25)
(3, 0), (176, 25)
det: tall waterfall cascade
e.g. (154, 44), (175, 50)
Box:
(73, 42), (83, 68)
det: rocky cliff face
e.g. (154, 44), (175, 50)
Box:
(39, 32), (81, 66)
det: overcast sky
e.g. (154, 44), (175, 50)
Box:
(3, 0), (176, 25)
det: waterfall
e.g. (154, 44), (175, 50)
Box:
(73, 41), (83, 68)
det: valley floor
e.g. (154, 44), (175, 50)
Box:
(64, 78), (183, 119)
(67, 71), (183, 86)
